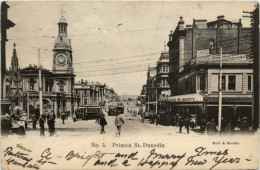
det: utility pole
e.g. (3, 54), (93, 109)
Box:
(38, 48), (43, 116)
(218, 47), (223, 134)
(27, 91), (29, 123)
(155, 88), (158, 115)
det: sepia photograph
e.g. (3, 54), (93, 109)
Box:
(1, 1), (259, 169)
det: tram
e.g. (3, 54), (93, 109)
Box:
(76, 106), (102, 120)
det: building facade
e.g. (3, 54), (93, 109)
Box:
(159, 15), (253, 129)
(156, 45), (171, 98)
(74, 80), (105, 108)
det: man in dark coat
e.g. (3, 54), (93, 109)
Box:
(179, 116), (184, 133)
(200, 118), (206, 135)
(61, 112), (66, 124)
(184, 117), (190, 134)
(99, 114), (107, 134)
(240, 117), (249, 134)
(32, 114), (37, 129)
(207, 118), (217, 135)
(39, 115), (45, 136)
(49, 116), (55, 136)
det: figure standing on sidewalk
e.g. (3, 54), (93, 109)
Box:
(115, 113), (124, 137)
(39, 115), (45, 136)
(61, 112), (66, 124)
(99, 114), (107, 134)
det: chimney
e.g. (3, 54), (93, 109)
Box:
(178, 16), (185, 30)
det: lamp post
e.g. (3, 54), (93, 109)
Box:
(51, 91), (55, 116)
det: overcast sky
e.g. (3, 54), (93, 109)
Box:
(6, 1), (256, 95)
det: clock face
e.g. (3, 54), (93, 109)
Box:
(57, 54), (66, 64)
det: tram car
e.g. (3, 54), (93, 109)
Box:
(76, 106), (102, 120)
(116, 105), (124, 115)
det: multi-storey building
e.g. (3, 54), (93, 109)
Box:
(156, 44), (171, 98)
(159, 15), (253, 129)
(74, 80), (105, 108)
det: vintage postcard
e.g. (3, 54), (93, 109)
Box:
(1, 1), (259, 170)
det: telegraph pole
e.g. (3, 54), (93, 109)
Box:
(38, 48), (43, 116)
(218, 47), (223, 134)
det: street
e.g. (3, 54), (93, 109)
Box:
(6, 101), (201, 140)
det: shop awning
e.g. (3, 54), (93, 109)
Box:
(158, 93), (204, 103)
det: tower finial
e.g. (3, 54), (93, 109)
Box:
(164, 41), (166, 50)
(13, 42), (16, 49)
(60, 4), (65, 17)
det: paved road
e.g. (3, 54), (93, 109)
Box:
(7, 101), (199, 139)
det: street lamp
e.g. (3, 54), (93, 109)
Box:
(51, 91), (55, 116)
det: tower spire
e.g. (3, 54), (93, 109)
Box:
(60, 4), (65, 17)
(13, 42), (16, 49)
(164, 41), (166, 50)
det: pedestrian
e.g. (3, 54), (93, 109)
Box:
(200, 118), (206, 135)
(185, 117), (190, 134)
(99, 114), (107, 134)
(179, 116), (184, 133)
(225, 120), (234, 135)
(115, 113), (124, 137)
(32, 114), (37, 129)
(73, 113), (77, 122)
(240, 117), (249, 134)
(47, 112), (51, 133)
(39, 115), (45, 136)
(49, 116), (55, 136)
(61, 112), (66, 124)
(207, 118), (217, 135)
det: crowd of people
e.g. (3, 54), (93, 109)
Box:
(147, 110), (252, 135)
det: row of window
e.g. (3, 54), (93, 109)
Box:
(178, 74), (253, 94)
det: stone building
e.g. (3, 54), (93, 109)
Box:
(6, 43), (23, 109)
(74, 80), (105, 108)
(159, 15), (253, 129)
(156, 44), (171, 98)
(167, 16), (251, 96)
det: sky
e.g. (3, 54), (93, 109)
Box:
(6, 1), (256, 95)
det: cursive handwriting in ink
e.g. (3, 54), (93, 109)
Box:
(210, 156), (240, 170)
(16, 143), (32, 153)
(65, 150), (114, 167)
(36, 148), (57, 165)
(4, 147), (39, 169)
(138, 149), (186, 169)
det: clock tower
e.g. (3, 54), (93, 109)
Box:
(52, 10), (75, 116)
(52, 14), (73, 73)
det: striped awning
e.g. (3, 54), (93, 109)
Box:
(158, 93), (204, 103)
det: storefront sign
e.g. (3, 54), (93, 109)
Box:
(170, 97), (196, 102)
(197, 53), (247, 63)
(206, 97), (252, 103)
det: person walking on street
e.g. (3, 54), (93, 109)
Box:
(39, 115), (45, 136)
(61, 112), (66, 124)
(99, 114), (107, 134)
(32, 114), (37, 129)
(115, 113), (124, 137)
(49, 116), (55, 136)
(179, 116), (184, 133)
(207, 118), (217, 135)
(200, 118), (206, 135)
(185, 117), (190, 134)
(240, 117), (249, 134)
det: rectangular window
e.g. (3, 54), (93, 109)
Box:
(83, 98), (88, 105)
(185, 78), (190, 93)
(228, 76), (236, 90)
(191, 76), (196, 93)
(248, 75), (252, 91)
(218, 75), (226, 91)
(60, 85), (64, 92)
(200, 75), (205, 91)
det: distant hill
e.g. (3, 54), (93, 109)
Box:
(119, 94), (138, 100)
